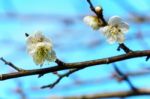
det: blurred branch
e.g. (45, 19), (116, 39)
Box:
(62, 88), (150, 99)
(0, 50), (150, 81)
(113, 64), (137, 91)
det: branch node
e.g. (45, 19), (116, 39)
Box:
(55, 58), (65, 66)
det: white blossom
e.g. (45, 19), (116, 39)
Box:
(26, 31), (56, 66)
(83, 16), (102, 30)
(99, 16), (129, 44)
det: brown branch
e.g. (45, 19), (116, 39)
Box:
(0, 50), (150, 81)
(62, 88), (150, 99)
(117, 43), (133, 53)
(55, 58), (66, 66)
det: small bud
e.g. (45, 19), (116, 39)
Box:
(95, 6), (102, 13)
(83, 16), (102, 30)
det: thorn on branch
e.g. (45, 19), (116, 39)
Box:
(117, 43), (133, 53)
(0, 57), (26, 72)
(113, 64), (137, 91)
(41, 68), (84, 89)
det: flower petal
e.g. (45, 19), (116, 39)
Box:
(33, 52), (45, 65)
(99, 26), (109, 35)
(46, 50), (56, 62)
(107, 36), (116, 44)
(83, 16), (101, 30)
(108, 16), (122, 26)
(118, 22), (129, 33)
(117, 34), (125, 44)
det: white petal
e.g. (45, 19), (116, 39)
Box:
(99, 26), (109, 35)
(27, 44), (36, 56)
(117, 34), (125, 44)
(33, 53), (44, 65)
(26, 36), (35, 45)
(83, 16), (92, 24)
(108, 16), (122, 26)
(118, 22), (129, 33)
(107, 36), (116, 44)
(34, 31), (43, 37)
(46, 50), (56, 62)
(83, 16), (100, 30)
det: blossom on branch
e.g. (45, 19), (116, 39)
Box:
(99, 16), (129, 44)
(83, 16), (102, 30)
(26, 31), (56, 66)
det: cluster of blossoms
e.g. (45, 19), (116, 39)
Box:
(26, 31), (56, 66)
(26, 6), (129, 65)
(83, 7), (129, 44)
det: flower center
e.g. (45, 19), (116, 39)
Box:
(108, 25), (121, 36)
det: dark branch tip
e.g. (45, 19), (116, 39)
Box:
(146, 56), (150, 61)
(25, 33), (29, 37)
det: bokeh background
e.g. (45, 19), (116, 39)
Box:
(0, 0), (150, 99)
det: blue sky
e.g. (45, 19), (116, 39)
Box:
(0, 0), (150, 99)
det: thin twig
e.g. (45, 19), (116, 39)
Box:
(86, 0), (107, 26)
(113, 64), (137, 91)
(41, 68), (84, 89)
(0, 57), (25, 72)
(117, 43), (132, 53)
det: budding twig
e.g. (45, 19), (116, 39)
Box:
(86, 0), (107, 26)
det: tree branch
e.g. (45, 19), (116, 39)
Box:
(62, 88), (150, 99)
(0, 50), (150, 81)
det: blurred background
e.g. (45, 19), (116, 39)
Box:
(0, 0), (150, 99)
